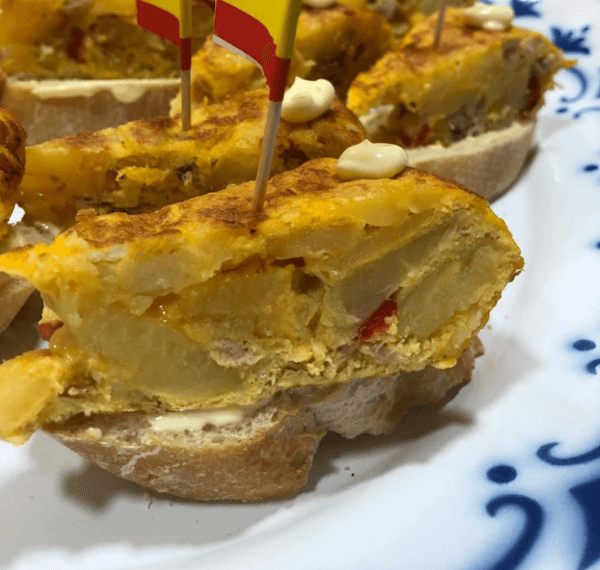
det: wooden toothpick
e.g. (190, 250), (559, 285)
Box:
(433, 0), (451, 48)
(253, 100), (283, 213)
(180, 68), (192, 130)
(179, 0), (193, 130)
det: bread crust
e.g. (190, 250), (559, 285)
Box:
(407, 120), (536, 201)
(47, 339), (482, 502)
(0, 221), (59, 333)
(0, 271), (33, 334)
(0, 76), (180, 144)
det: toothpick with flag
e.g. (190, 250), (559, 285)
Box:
(213, 0), (303, 213)
(136, 0), (193, 130)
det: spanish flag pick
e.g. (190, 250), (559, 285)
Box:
(213, 0), (302, 103)
(213, 0), (303, 212)
(136, 0), (193, 129)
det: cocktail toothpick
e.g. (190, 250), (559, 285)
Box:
(136, 0), (193, 130)
(433, 0), (451, 48)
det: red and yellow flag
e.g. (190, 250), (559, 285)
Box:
(213, 0), (303, 101)
(136, 0), (193, 70)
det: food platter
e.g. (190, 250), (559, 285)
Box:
(2, 0), (600, 568)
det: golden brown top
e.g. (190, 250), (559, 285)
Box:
(21, 89), (366, 225)
(0, 0), (182, 41)
(0, 107), (26, 238)
(28, 159), (485, 253)
(295, 4), (393, 93)
(71, 158), (374, 244)
(337, 0), (475, 38)
(347, 8), (571, 116)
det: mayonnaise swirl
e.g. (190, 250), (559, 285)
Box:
(336, 140), (408, 180)
(463, 2), (515, 31)
(281, 77), (336, 123)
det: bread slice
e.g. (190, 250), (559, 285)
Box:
(46, 339), (483, 502)
(0, 270), (32, 334)
(0, 77), (180, 145)
(407, 120), (536, 201)
(0, 159), (522, 445)
(0, 220), (59, 334)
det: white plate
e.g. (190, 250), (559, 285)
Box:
(2, 1), (600, 568)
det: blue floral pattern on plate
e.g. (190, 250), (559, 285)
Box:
(476, 439), (600, 570)
(511, 0), (543, 18)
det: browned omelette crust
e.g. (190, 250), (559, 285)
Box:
(347, 8), (572, 146)
(350, 9), (547, 94)
(178, 5), (393, 108)
(339, 0), (475, 39)
(295, 5), (393, 97)
(69, 161), (471, 248)
(20, 89), (366, 226)
(379, 9), (555, 74)
(0, 107), (25, 238)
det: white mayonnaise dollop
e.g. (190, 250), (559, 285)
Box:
(149, 409), (245, 433)
(336, 140), (408, 180)
(463, 2), (515, 31)
(281, 77), (336, 123)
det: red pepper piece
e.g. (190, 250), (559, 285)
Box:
(67, 27), (86, 63)
(519, 75), (541, 118)
(358, 299), (398, 342)
(38, 321), (64, 341)
(400, 123), (431, 148)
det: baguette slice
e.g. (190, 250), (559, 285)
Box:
(46, 339), (482, 502)
(0, 77), (180, 145)
(0, 221), (59, 333)
(407, 120), (536, 201)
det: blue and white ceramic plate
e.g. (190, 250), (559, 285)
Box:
(2, 1), (600, 568)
